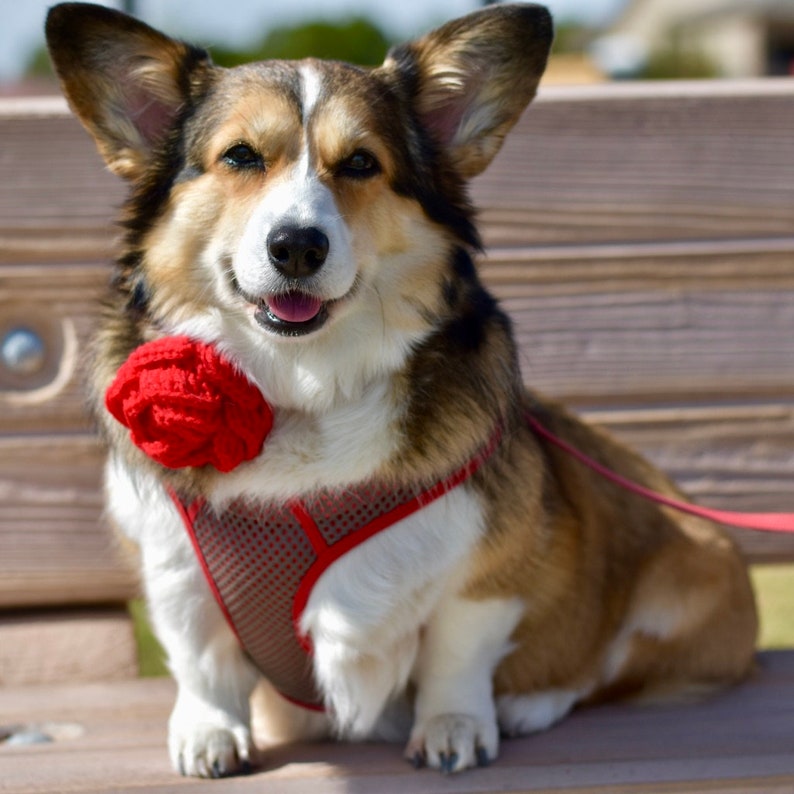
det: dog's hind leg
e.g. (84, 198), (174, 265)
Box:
(495, 689), (581, 737)
(594, 527), (758, 704)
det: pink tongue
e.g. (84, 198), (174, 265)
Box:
(267, 292), (323, 323)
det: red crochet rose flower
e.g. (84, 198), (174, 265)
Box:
(105, 336), (273, 472)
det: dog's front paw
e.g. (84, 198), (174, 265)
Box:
(405, 713), (497, 774)
(168, 692), (253, 778)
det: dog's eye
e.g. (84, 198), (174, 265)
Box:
(338, 149), (380, 179)
(222, 143), (264, 170)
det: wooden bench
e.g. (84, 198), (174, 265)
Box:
(2, 79), (793, 792)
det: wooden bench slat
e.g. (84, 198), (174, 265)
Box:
(0, 609), (137, 686)
(1, 408), (791, 610)
(0, 434), (136, 608)
(1, 652), (793, 792)
(4, 238), (793, 435)
(0, 99), (122, 266)
(3, 83), (794, 264)
(590, 404), (794, 561)
(482, 238), (794, 400)
(473, 81), (794, 247)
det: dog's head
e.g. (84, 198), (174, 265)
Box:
(46, 3), (551, 408)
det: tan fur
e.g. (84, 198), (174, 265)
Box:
(467, 396), (757, 701)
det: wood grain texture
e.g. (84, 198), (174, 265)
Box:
(473, 81), (794, 247)
(483, 240), (794, 404)
(589, 405), (794, 561)
(1, 651), (793, 792)
(1, 84), (793, 613)
(4, 83), (794, 262)
(0, 609), (137, 685)
(3, 242), (793, 430)
(0, 434), (137, 608)
(0, 98), (122, 265)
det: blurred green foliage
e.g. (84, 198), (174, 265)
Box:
(751, 565), (794, 650)
(551, 21), (591, 55)
(641, 47), (719, 79)
(129, 599), (168, 677)
(209, 18), (393, 67)
(640, 32), (719, 79)
(25, 45), (54, 78)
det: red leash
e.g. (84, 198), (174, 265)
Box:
(526, 413), (794, 534)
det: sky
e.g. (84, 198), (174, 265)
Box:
(0, 0), (624, 83)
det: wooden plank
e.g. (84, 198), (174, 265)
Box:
(0, 609), (137, 686)
(0, 263), (108, 434)
(482, 240), (794, 405)
(0, 651), (793, 792)
(0, 433), (137, 609)
(473, 80), (794, 248)
(0, 98), (122, 265)
(3, 82), (794, 262)
(0, 406), (789, 607)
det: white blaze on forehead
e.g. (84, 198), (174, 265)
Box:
(296, 64), (324, 175)
(299, 64), (324, 124)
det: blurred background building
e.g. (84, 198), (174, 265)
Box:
(593, 0), (794, 78)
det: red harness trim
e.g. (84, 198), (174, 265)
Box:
(290, 428), (503, 657)
(170, 494), (247, 648)
(169, 424), (503, 711)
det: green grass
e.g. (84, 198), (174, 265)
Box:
(129, 565), (794, 677)
(751, 564), (794, 650)
(129, 599), (168, 677)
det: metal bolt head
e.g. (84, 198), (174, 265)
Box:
(1, 328), (46, 375)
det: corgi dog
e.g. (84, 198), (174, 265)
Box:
(46, 1), (757, 779)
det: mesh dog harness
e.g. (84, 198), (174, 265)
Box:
(169, 427), (502, 710)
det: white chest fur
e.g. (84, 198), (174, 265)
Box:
(301, 486), (486, 736)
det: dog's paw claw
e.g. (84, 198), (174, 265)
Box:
(406, 713), (498, 774)
(168, 689), (255, 778)
(439, 751), (458, 775)
(409, 751), (425, 769)
(173, 726), (252, 778)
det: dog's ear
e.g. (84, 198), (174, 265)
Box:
(384, 4), (553, 179)
(45, 3), (212, 179)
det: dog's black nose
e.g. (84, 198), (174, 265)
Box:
(267, 225), (329, 279)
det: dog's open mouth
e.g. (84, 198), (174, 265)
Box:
(254, 291), (329, 336)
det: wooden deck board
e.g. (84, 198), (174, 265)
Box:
(2, 651), (793, 793)
(4, 83), (794, 264)
(0, 608), (136, 686)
